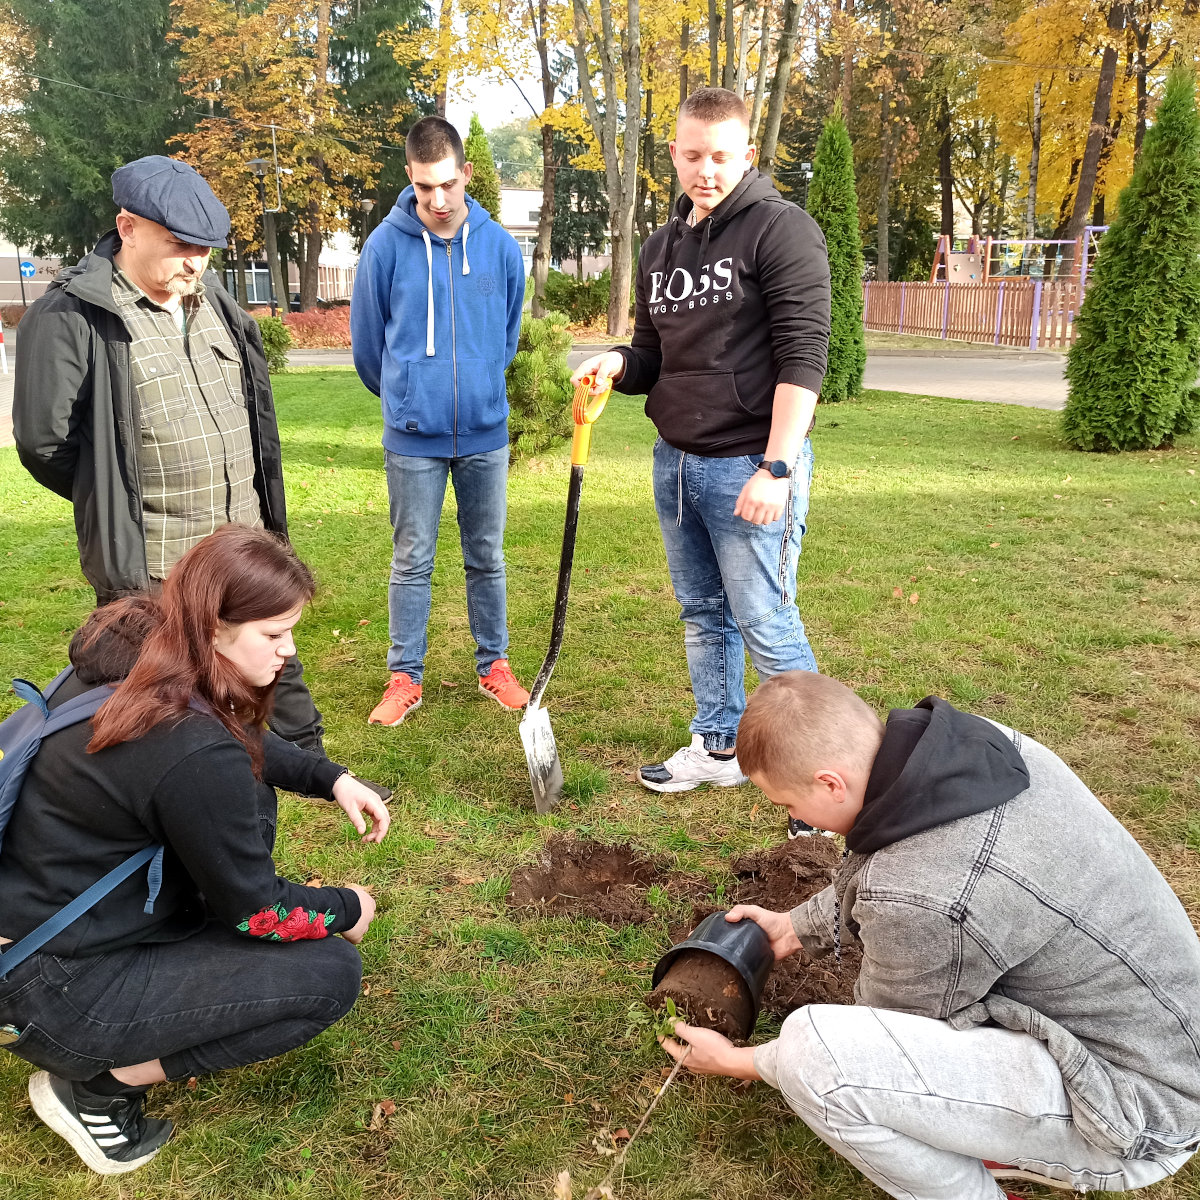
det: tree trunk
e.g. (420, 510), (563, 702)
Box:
(264, 211), (286, 314)
(1064, 1), (1128, 243)
(758, 0), (801, 179)
(435, 0), (453, 116)
(937, 90), (953, 236)
(642, 87), (656, 237)
(990, 152), (1011, 238)
(709, 0), (720, 84)
(841, 0), (854, 118)
(735, 0), (751, 91)
(671, 19), (690, 213)
(530, 0), (556, 319)
(876, 86), (893, 283)
(1134, 21), (1150, 157)
(750, 0), (770, 140)
(572, 0), (640, 336)
(302, 221), (322, 310)
(1025, 78), (1042, 239)
(723, 0), (738, 89)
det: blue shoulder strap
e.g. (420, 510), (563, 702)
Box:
(0, 672), (164, 981)
(0, 846), (163, 980)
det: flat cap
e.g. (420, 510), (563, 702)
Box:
(112, 156), (231, 249)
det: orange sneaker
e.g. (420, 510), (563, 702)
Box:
(478, 659), (529, 710)
(368, 672), (422, 725)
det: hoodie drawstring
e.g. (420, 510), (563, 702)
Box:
(461, 222), (470, 275)
(422, 230), (435, 356)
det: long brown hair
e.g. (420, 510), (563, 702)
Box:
(87, 525), (316, 774)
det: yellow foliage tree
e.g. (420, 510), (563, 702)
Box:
(170, 0), (376, 309)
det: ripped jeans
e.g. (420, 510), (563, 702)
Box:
(651, 437), (817, 752)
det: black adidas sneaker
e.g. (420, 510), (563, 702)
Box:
(28, 1071), (173, 1175)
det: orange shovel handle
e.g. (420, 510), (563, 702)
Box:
(570, 375), (611, 466)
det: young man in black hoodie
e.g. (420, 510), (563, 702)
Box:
(659, 671), (1200, 1198)
(573, 88), (830, 819)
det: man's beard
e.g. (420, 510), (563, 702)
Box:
(165, 273), (202, 297)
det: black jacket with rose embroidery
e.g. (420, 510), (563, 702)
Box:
(0, 668), (362, 958)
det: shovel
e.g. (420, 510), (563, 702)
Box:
(519, 374), (612, 813)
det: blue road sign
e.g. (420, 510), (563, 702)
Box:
(19, 261), (35, 278)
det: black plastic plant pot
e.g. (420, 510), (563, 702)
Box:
(651, 910), (774, 1031)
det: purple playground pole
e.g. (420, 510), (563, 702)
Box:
(1029, 279), (1043, 351)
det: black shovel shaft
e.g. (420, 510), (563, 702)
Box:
(527, 462), (585, 709)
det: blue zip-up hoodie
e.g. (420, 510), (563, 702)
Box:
(351, 189), (525, 458)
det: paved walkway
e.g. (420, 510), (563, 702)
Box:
(0, 342), (1069, 449)
(864, 350), (1067, 411)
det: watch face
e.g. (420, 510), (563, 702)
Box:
(760, 459), (788, 477)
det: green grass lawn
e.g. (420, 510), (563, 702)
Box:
(1, 374), (1198, 1200)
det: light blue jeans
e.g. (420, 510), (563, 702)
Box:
(652, 438), (818, 752)
(384, 446), (510, 682)
(757, 1005), (1193, 1199)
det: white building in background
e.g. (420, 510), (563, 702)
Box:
(500, 187), (545, 273)
(227, 229), (360, 308)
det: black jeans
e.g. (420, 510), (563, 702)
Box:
(0, 923), (360, 1081)
(269, 655), (326, 752)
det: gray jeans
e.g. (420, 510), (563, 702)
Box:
(754, 1005), (1194, 1198)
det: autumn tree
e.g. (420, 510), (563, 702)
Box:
(808, 106), (864, 402)
(1063, 66), (1200, 451)
(0, 0), (190, 259)
(171, 0), (376, 310)
(465, 114), (501, 216)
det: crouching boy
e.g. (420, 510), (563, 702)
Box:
(660, 671), (1200, 1199)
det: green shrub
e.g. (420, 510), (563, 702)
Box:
(506, 310), (573, 459)
(544, 269), (610, 324)
(1063, 65), (1200, 450)
(255, 315), (292, 373)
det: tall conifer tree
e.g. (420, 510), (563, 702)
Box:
(464, 113), (501, 218)
(807, 105), (865, 404)
(1063, 65), (1200, 450)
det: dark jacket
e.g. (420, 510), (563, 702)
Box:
(615, 169), (830, 456)
(12, 230), (288, 603)
(758, 699), (1200, 1162)
(0, 633), (360, 958)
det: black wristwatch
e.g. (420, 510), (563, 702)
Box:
(756, 458), (791, 478)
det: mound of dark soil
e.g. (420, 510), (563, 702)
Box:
(646, 950), (753, 1041)
(685, 837), (861, 1018)
(508, 834), (665, 925)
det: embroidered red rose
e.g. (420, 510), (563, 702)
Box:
(246, 908), (282, 936)
(304, 913), (328, 940)
(275, 908), (314, 941)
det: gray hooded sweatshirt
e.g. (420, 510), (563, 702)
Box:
(755, 698), (1200, 1162)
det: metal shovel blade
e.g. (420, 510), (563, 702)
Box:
(519, 702), (564, 813)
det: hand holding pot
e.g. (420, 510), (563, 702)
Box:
(659, 1021), (760, 1080)
(725, 905), (802, 962)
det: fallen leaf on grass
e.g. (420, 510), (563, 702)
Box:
(1010, 435), (1020, 441)
(989, 542), (1000, 548)
(361, 981), (371, 996)
(358, 619), (370, 626)
(305, 874), (324, 887)
(613, 1129), (631, 1142)
(908, 592), (919, 605)
(441, 680), (459, 688)
(391, 1040), (402, 1051)
(892, 586), (903, 598)
(554, 1169), (573, 1200)
(749, 803), (759, 819)
(186, 1076), (198, 1090)
(368, 1099), (397, 1131)
(563, 1093), (574, 1105)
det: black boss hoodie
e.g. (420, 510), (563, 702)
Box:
(615, 168), (831, 456)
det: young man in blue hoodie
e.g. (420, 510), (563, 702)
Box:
(351, 117), (528, 725)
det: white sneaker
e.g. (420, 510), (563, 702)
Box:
(638, 735), (749, 793)
(788, 816), (837, 839)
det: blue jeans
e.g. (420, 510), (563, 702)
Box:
(652, 438), (817, 752)
(385, 446), (511, 681)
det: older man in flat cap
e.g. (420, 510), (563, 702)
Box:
(13, 155), (327, 751)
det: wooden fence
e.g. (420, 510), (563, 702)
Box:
(862, 279), (1080, 350)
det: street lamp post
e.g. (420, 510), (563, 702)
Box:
(246, 157), (277, 317)
(357, 197), (376, 246)
(801, 161), (814, 211)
